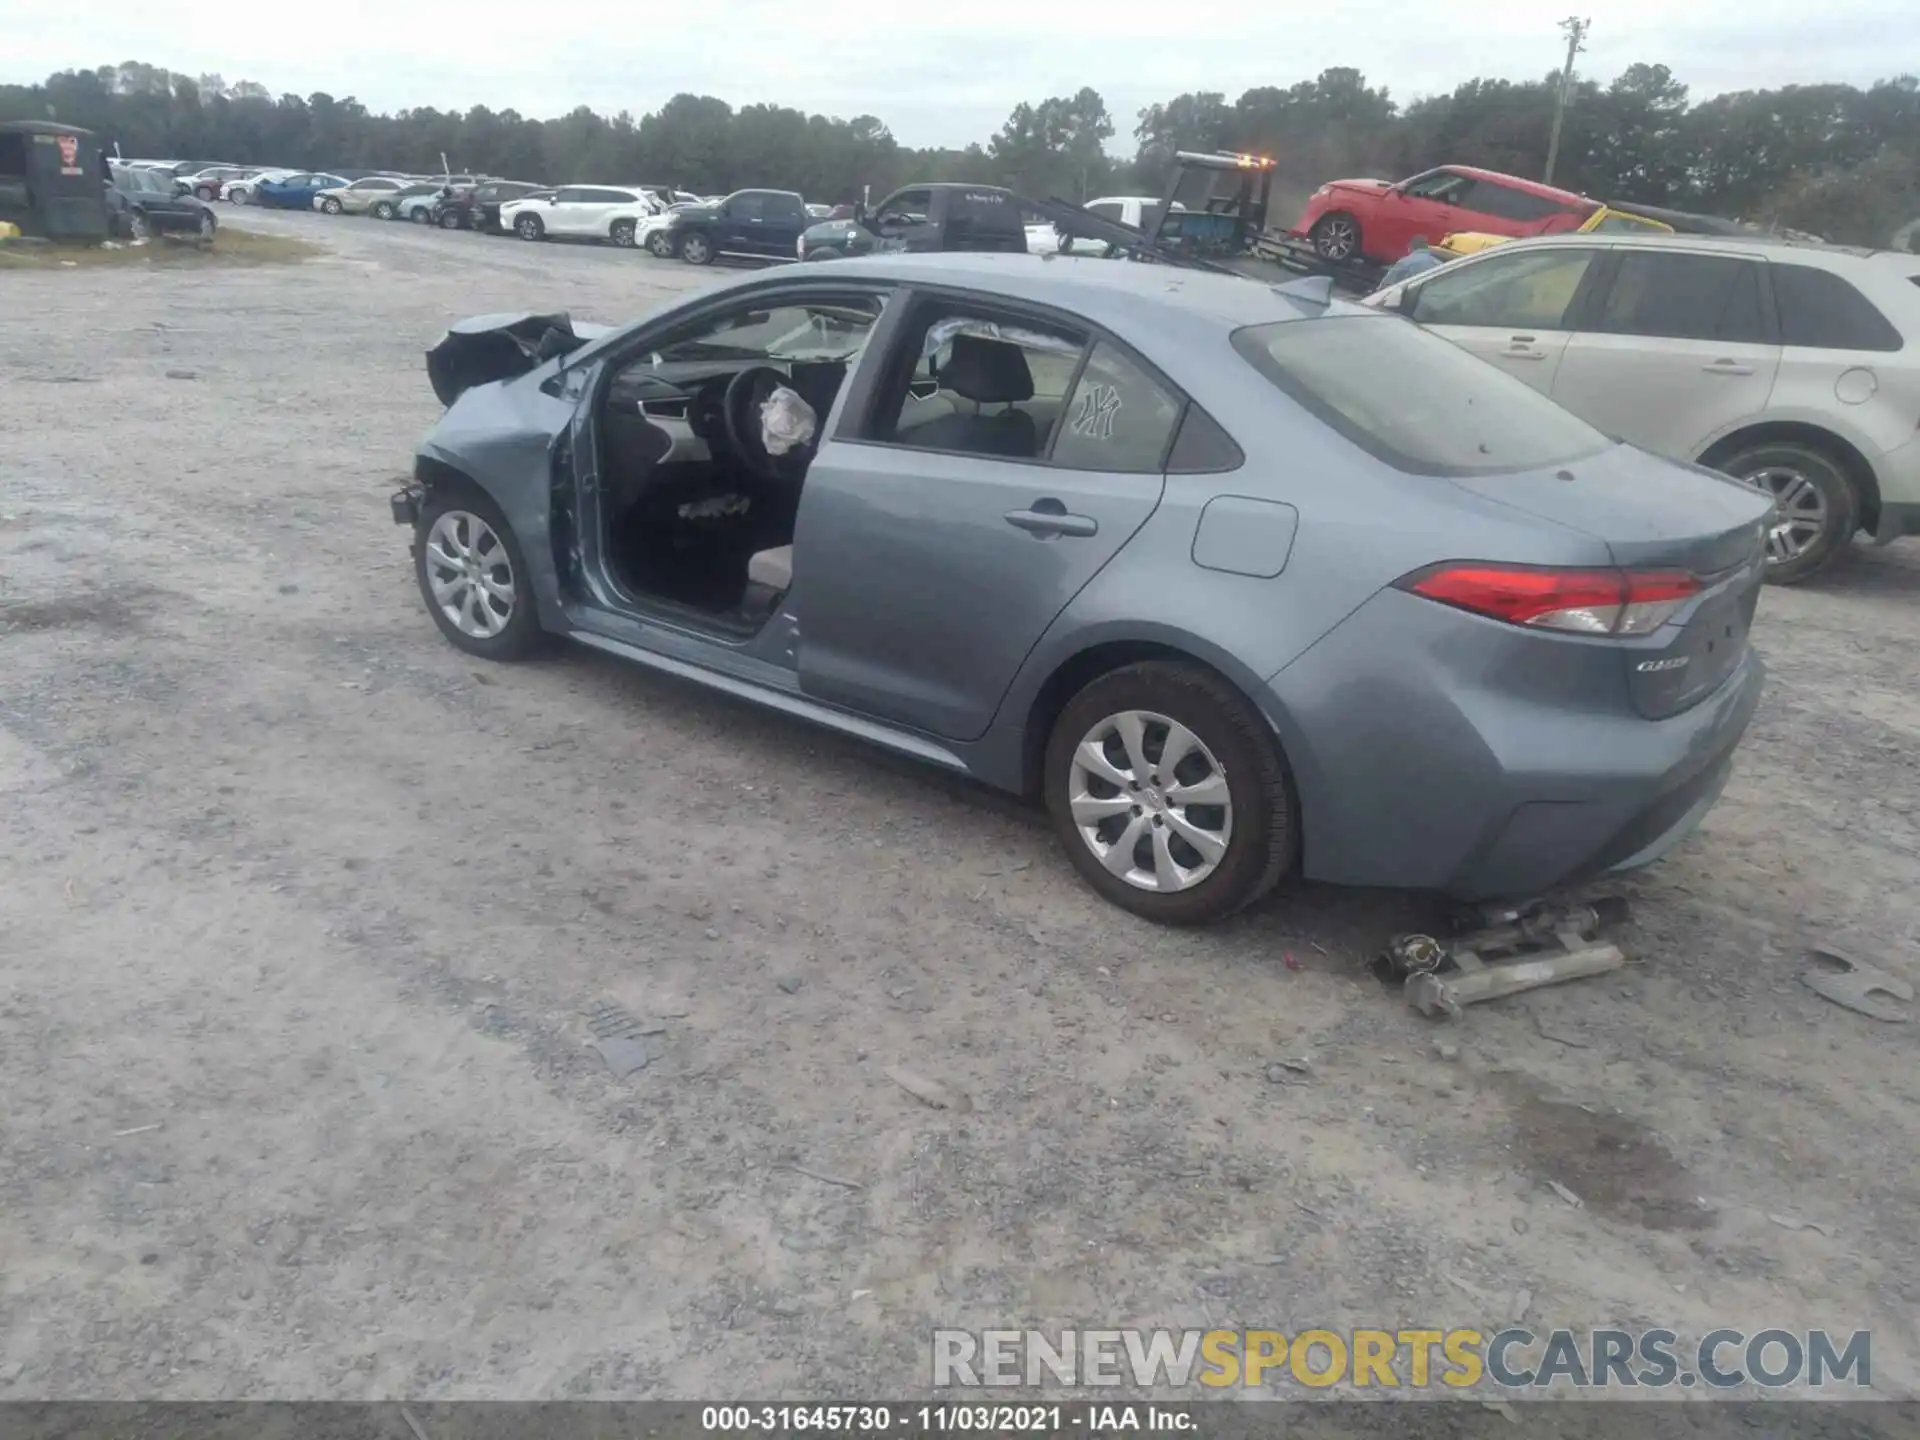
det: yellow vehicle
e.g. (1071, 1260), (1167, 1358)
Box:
(1434, 204), (1672, 258)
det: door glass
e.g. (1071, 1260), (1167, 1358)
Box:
(729, 193), (765, 221)
(1591, 253), (1770, 343)
(1403, 171), (1472, 203)
(634, 297), (883, 380)
(553, 188), (586, 204)
(884, 189), (933, 223)
(1410, 248), (1597, 330)
(1051, 341), (1185, 473)
(873, 308), (1088, 460)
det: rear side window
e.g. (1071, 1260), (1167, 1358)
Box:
(1468, 183), (1579, 223)
(1165, 403), (1243, 473)
(1592, 252), (1770, 344)
(1052, 341), (1184, 474)
(1233, 315), (1610, 477)
(1771, 264), (1903, 351)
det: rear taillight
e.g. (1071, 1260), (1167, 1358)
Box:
(1399, 563), (1701, 636)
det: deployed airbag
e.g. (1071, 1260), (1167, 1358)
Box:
(760, 386), (817, 456)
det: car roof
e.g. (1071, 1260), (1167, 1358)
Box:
(1478, 231), (1905, 264)
(798, 251), (1372, 330)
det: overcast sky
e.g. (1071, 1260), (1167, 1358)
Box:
(5, 0), (1905, 150)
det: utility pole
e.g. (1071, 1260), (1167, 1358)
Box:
(1543, 15), (1590, 186)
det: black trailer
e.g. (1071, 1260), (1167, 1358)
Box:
(0, 120), (110, 241)
(1600, 199), (1761, 237)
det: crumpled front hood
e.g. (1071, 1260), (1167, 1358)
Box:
(425, 312), (611, 407)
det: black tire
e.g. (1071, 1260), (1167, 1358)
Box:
(321, 196), (343, 214)
(412, 484), (547, 662)
(1309, 211), (1362, 262)
(805, 244), (842, 262)
(516, 213), (544, 241)
(1043, 661), (1296, 926)
(610, 219), (637, 248)
(677, 231), (714, 265)
(411, 206), (431, 224)
(645, 229), (673, 257)
(371, 200), (395, 221)
(438, 208), (463, 230)
(1714, 440), (1859, 584)
(196, 186), (217, 201)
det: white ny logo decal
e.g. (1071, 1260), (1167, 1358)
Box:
(1070, 383), (1123, 440)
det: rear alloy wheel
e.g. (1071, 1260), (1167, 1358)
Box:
(516, 214), (544, 241)
(321, 196), (343, 214)
(645, 229), (673, 257)
(412, 206), (433, 225)
(1717, 441), (1859, 583)
(1309, 211), (1361, 262)
(610, 219), (637, 247)
(371, 200), (395, 220)
(678, 232), (714, 265)
(196, 186), (217, 201)
(439, 208), (463, 230)
(1044, 661), (1296, 925)
(413, 489), (545, 661)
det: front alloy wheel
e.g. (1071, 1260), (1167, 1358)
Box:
(1310, 212), (1360, 261)
(517, 214), (544, 241)
(645, 229), (673, 257)
(1044, 661), (1296, 925)
(678, 232), (714, 265)
(611, 219), (636, 247)
(413, 492), (544, 660)
(321, 197), (343, 214)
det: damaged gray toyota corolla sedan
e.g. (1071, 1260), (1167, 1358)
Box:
(393, 253), (1774, 925)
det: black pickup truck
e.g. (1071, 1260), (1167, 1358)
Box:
(798, 183), (1029, 261)
(666, 189), (813, 265)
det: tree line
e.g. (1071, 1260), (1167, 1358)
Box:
(6, 61), (1918, 244)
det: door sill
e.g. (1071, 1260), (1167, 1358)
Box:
(568, 630), (968, 772)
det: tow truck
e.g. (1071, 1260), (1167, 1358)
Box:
(1040, 150), (1387, 294)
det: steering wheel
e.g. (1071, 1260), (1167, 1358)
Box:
(722, 366), (808, 484)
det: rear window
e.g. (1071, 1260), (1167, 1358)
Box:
(1231, 315), (1610, 477)
(1770, 263), (1903, 352)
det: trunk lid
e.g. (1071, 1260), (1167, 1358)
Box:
(1449, 445), (1774, 719)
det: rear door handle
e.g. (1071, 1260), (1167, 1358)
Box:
(1005, 506), (1097, 538)
(1704, 360), (1754, 376)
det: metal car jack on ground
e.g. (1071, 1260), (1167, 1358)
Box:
(1380, 898), (1631, 1018)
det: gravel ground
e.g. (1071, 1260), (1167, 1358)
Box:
(3, 207), (1919, 1402)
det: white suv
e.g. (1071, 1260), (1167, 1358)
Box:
(1366, 234), (1920, 581)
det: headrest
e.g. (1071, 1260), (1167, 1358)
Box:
(940, 334), (1034, 405)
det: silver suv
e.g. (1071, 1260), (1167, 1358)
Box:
(1366, 233), (1920, 581)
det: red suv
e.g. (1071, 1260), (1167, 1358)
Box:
(1291, 166), (1596, 265)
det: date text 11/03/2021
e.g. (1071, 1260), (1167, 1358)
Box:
(701, 1406), (1187, 1434)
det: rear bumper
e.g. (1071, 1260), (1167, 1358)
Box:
(1872, 502), (1920, 545)
(1871, 437), (1920, 543)
(1264, 589), (1766, 902)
